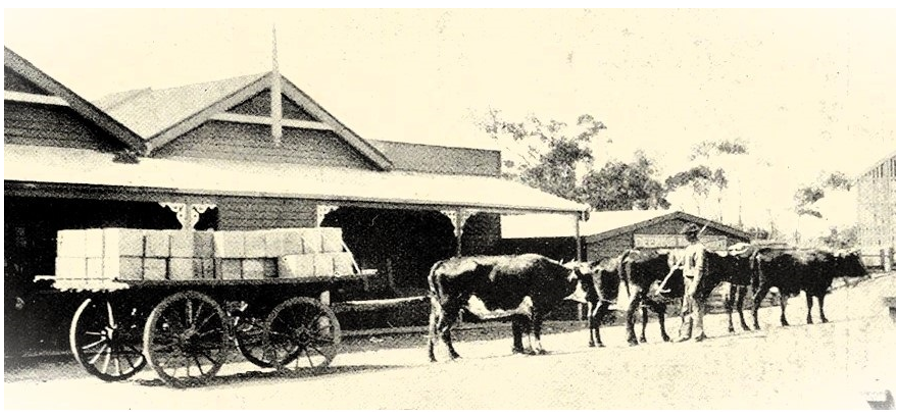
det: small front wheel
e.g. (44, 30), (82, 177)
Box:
(265, 297), (340, 372)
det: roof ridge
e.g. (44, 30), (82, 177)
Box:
(97, 87), (152, 110)
(143, 71), (269, 93)
(94, 71), (269, 106)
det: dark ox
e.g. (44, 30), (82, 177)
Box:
(580, 257), (622, 348)
(749, 248), (868, 329)
(619, 245), (755, 345)
(427, 254), (589, 362)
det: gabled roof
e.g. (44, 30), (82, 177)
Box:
(5, 144), (588, 215)
(93, 73), (394, 170)
(501, 209), (751, 241)
(94, 73), (268, 139)
(4, 47), (146, 153)
(584, 210), (752, 242)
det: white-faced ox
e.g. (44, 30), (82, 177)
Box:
(427, 254), (589, 362)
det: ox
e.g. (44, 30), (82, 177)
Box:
(426, 254), (589, 362)
(580, 257), (622, 348)
(749, 248), (868, 329)
(618, 249), (672, 345)
(620, 245), (755, 345)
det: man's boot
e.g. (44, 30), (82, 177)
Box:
(677, 318), (693, 342)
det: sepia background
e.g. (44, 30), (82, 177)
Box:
(3, 7), (897, 410)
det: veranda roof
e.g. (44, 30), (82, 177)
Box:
(4, 145), (588, 215)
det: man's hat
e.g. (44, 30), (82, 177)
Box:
(681, 223), (701, 235)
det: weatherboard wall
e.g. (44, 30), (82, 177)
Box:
(368, 140), (502, 177)
(153, 120), (377, 169)
(4, 101), (128, 152)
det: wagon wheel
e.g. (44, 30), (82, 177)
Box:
(143, 291), (229, 387)
(234, 316), (284, 368)
(264, 297), (341, 372)
(70, 296), (146, 381)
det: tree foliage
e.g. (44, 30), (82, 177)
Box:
(794, 186), (826, 218)
(479, 110), (669, 212)
(582, 151), (671, 210)
(793, 171), (852, 219)
(667, 138), (748, 221)
(818, 226), (858, 250)
(480, 110), (601, 200)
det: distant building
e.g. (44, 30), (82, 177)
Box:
(499, 209), (752, 262)
(855, 151), (896, 268)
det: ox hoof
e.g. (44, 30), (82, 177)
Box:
(693, 334), (707, 342)
(596, 342), (605, 348)
(806, 317), (814, 325)
(512, 347), (525, 354)
(781, 320), (790, 327)
(676, 335), (691, 343)
(728, 326), (735, 333)
(820, 318), (829, 323)
(741, 324), (751, 332)
(627, 339), (639, 347)
(662, 335), (671, 342)
(588, 342), (595, 348)
(639, 337), (647, 344)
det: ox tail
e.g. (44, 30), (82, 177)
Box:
(614, 250), (633, 310)
(617, 250), (632, 296)
(749, 250), (761, 292)
(427, 260), (445, 300)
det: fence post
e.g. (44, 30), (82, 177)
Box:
(880, 249), (886, 272)
(885, 248), (894, 272)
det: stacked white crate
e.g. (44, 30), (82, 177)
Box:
(55, 228), (146, 282)
(210, 227), (357, 279)
(275, 228), (357, 278)
(55, 227), (358, 282)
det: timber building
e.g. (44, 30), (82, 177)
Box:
(3, 47), (587, 355)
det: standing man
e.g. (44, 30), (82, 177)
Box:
(677, 223), (708, 342)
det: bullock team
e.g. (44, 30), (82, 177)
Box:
(426, 223), (869, 362)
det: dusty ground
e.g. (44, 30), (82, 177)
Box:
(3, 274), (895, 409)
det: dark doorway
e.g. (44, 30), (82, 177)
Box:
(321, 207), (456, 295)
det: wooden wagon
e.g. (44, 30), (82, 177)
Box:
(37, 227), (382, 387)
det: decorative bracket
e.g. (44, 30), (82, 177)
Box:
(159, 202), (188, 228)
(189, 204), (217, 229)
(316, 205), (340, 227)
(159, 202), (217, 229)
(440, 209), (475, 239)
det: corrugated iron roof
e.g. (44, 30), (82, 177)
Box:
(502, 209), (751, 241)
(93, 73), (269, 139)
(4, 145), (588, 215)
(502, 209), (672, 239)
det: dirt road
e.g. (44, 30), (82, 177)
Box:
(4, 275), (894, 409)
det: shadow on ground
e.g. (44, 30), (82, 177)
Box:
(133, 363), (408, 389)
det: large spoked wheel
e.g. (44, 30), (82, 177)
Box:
(235, 316), (284, 368)
(265, 297), (340, 372)
(70, 297), (147, 381)
(143, 291), (229, 387)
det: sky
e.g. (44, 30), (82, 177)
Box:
(3, 9), (897, 240)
